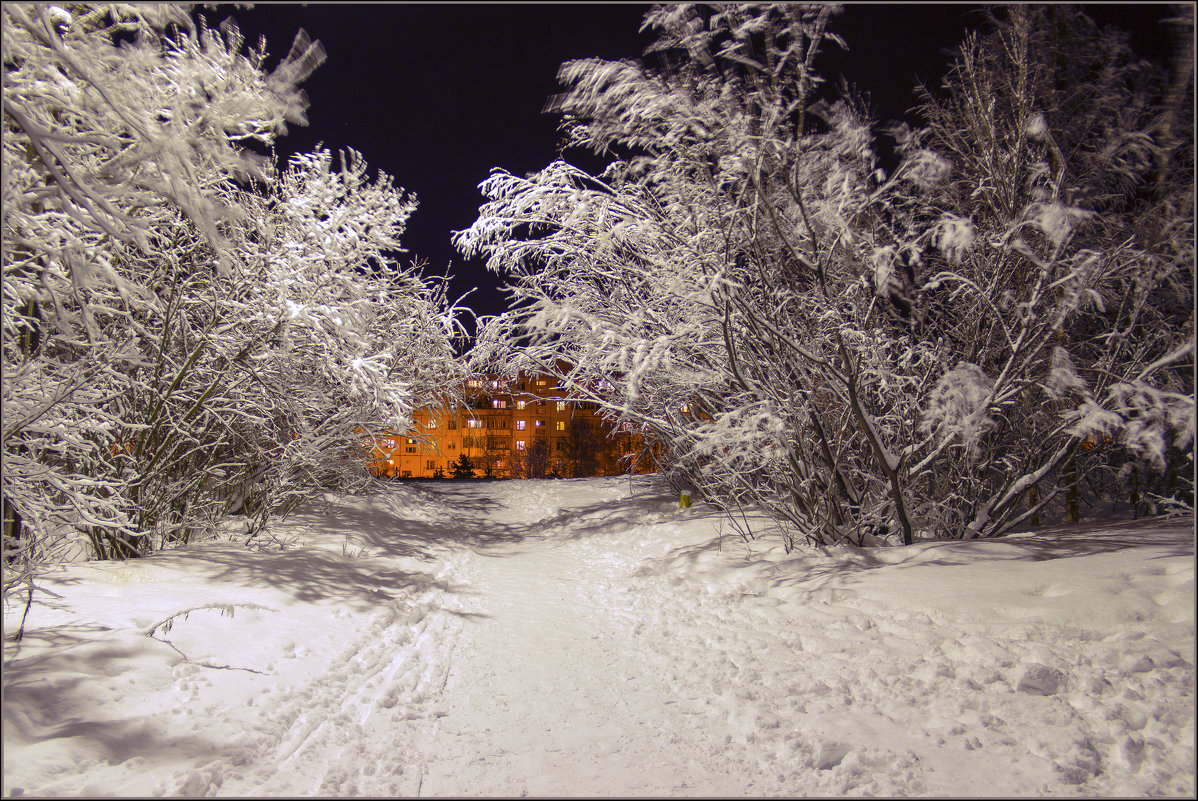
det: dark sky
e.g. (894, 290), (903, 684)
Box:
(214, 3), (1176, 336)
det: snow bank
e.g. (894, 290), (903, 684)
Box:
(3, 477), (1193, 796)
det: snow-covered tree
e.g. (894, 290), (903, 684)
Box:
(3, 4), (463, 597)
(459, 3), (906, 546)
(905, 4), (1194, 535)
(458, 3), (1192, 548)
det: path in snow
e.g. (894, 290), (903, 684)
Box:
(211, 479), (747, 796)
(406, 484), (740, 796)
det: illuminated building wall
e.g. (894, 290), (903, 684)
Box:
(368, 373), (656, 479)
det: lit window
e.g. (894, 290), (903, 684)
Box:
(622, 422), (634, 431)
(495, 460), (504, 469)
(468, 419), (482, 428)
(492, 399), (507, 409)
(535, 420), (543, 427)
(556, 421), (566, 431)
(427, 420), (437, 428)
(516, 441), (526, 451)
(556, 401), (566, 411)
(467, 379), (482, 388)
(680, 403), (690, 413)
(408, 438), (417, 444)
(536, 378), (547, 386)
(517, 400), (526, 410)
(516, 420), (526, 430)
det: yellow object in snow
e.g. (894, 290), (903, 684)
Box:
(679, 492), (691, 509)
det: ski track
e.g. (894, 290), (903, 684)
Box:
(4, 480), (1193, 797)
(214, 554), (468, 797)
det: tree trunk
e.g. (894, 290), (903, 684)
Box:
(1064, 458), (1080, 523)
(1130, 467), (1141, 520)
(2, 496), (22, 566)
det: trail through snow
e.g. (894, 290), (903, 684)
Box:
(407, 486), (737, 797)
(3, 477), (1194, 797)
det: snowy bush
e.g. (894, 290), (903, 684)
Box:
(3, 4), (464, 594)
(910, 5), (1194, 534)
(921, 363), (997, 453)
(459, 3), (1192, 548)
(459, 4), (921, 547)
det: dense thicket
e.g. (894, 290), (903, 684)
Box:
(3, 4), (463, 596)
(459, 3), (1193, 548)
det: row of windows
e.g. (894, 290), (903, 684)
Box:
(427, 399), (575, 427)
(383, 417), (632, 450)
(465, 378), (554, 391)
(487, 399), (569, 410)
(381, 419), (588, 455)
(394, 442), (601, 476)
(465, 418), (569, 430)
(463, 378), (617, 393)
(379, 437), (420, 448)
(515, 440), (569, 451)
(382, 423), (595, 457)
(386, 431), (579, 458)
(414, 396), (609, 427)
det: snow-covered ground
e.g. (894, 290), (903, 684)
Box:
(3, 477), (1194, 797)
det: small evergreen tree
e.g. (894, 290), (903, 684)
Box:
(450, 454), (477, 479)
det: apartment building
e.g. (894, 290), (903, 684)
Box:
(368, 373), (656, 479)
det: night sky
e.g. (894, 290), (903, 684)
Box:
(214, 3), (1177, 335)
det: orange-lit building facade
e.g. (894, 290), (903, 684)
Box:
(368, 373), (656, 479)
